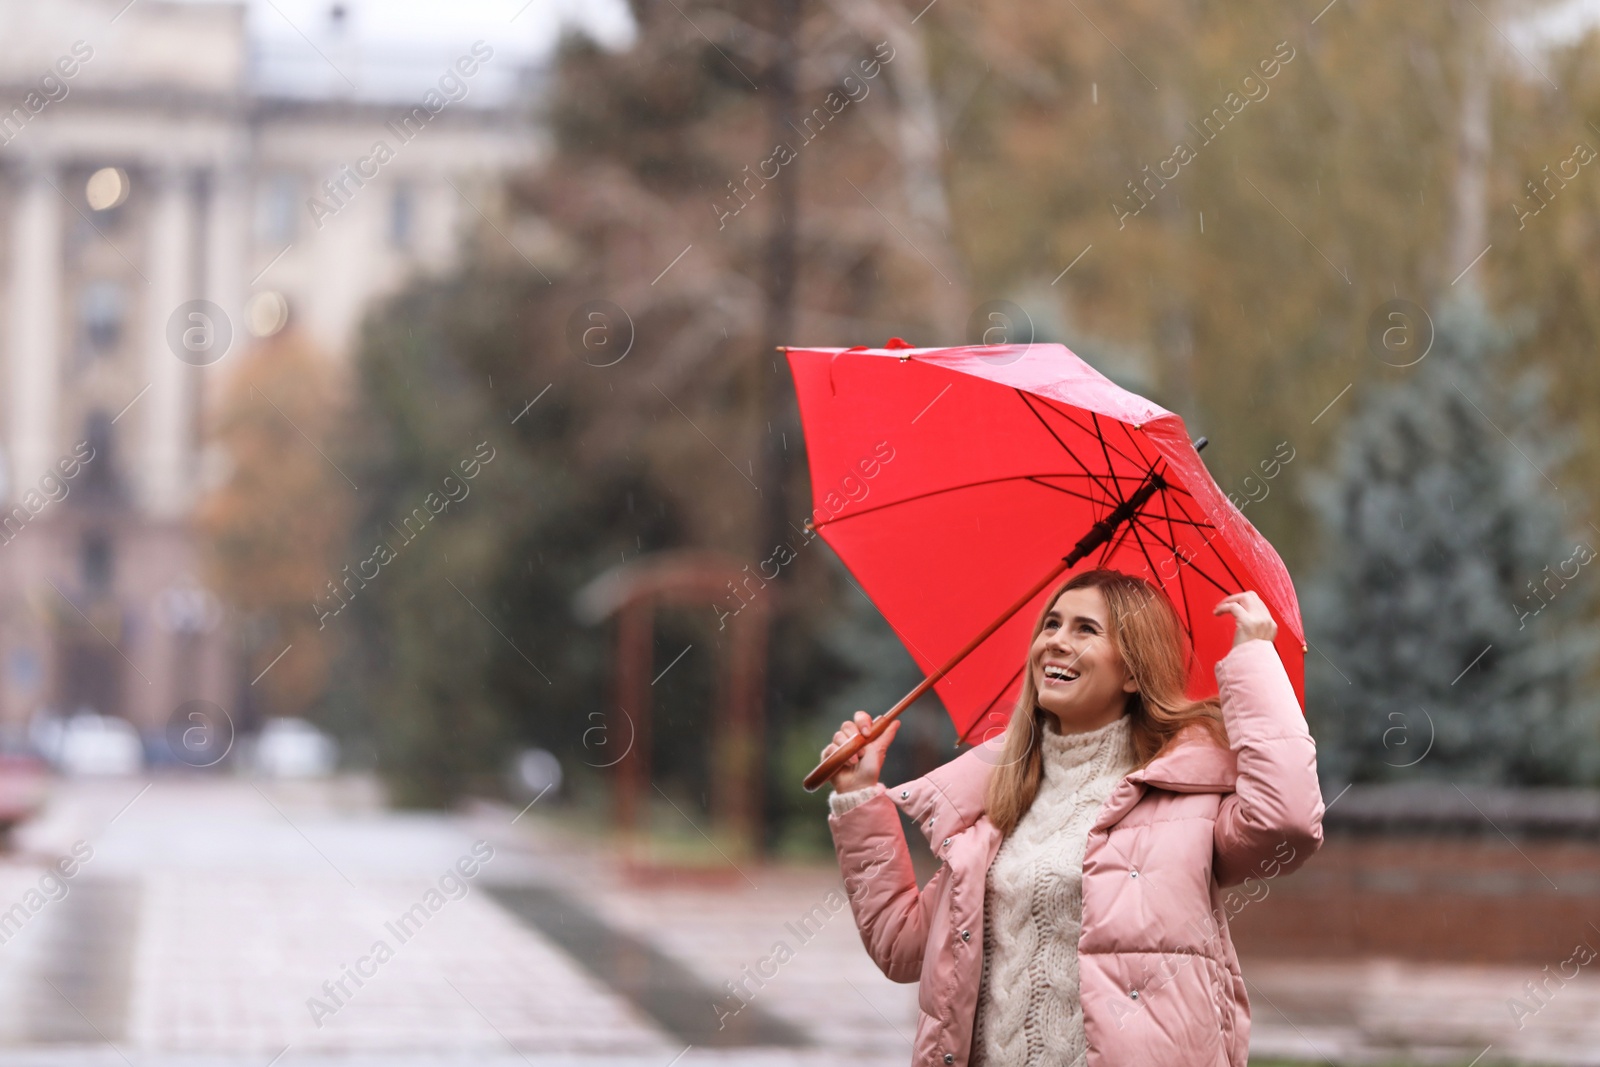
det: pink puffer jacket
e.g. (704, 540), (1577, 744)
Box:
(827, 638), (1324, 1067)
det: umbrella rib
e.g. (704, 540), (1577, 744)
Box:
(1033, 469), (1165, 493)
(1046, 398), (1151, 472)
(1115, 415), (1150, 458)
(1130, 513), (1236, 598)
(813, 472), (1120, 528)
(1158, 481), (1223, 529)
(1107, 412), (1196, 506)
(1148, 496), (1204, 642)
(1130, 513), (1202, 642)
(1006, 470), (1136, 481)
(1155, 489), (1251, 591)
(1037, 398), (1157, 476)
(1034, 469), (1157, 484)
(1091, 412), (1128, 507)
(1155, 492), (1194, 596)
(1015, 391), (1119, 503)
(1130, 517), (1207, 668)
(1027, 470), (1163, 490)
(1117, 418), (1174, 481)
(1138, 511), (1215, 532)
(1131, 509), (1212, 583)
(1026, 476), (1124, 507)
(1125, 510), (1171, 588)
(1108, 415), (1194, 503)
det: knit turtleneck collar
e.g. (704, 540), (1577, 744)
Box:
(1039, 712), (1136, 782)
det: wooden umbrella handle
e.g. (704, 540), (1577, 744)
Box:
(803, 718), (883, 793)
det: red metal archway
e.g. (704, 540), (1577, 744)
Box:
(575, 550), (770, 863)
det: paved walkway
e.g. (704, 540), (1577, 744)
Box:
(0, 774), (1594, 1066)
(0, 775), (917, 1067)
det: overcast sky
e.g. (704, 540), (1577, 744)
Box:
(191, 0), (1600, 96)
(208, 0), (1600, 72)
(169, 0), (634, 103)
(195, 0), (635, 61)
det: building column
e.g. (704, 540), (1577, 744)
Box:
(6, 161), (63, 498)
(205, 162), (247, 358)
(141, 167), (198, 518)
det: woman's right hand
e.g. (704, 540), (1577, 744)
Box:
(822, 711), (901, 793)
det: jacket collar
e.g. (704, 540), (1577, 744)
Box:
(1138, 723), (1239, 792)
(891, 722), (1237, 848)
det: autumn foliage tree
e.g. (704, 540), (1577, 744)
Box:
(195, 330), (352, 727)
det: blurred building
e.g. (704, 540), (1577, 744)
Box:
(0, 0), (535, 744)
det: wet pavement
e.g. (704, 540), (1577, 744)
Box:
(0, 774), (1595, 1066)
(0, 775), (914, 1067)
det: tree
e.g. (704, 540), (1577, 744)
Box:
(1301, 295), (1600, 786)
(332, 263), (692, 806)
(195, 330), (352, 727)
(929, 0), (1579, 569)
(331, 3), (973, 823)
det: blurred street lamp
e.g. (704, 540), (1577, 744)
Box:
(246, 290), (289, 338)
(513, 747), (562, 800)
(85, 167), (130, 211)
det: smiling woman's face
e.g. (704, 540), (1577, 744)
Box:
(1031, 586), (1138, 733)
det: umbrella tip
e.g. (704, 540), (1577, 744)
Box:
(1193, 436), (1209, 452)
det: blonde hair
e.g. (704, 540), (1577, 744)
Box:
(985, 569), (1227, 837)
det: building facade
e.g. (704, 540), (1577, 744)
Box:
(0, 0), (535, 745)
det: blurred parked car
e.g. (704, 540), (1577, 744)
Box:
(0, 754), (50, 848)
(254, 718), (338, 778)
(57, 712), (144, 776)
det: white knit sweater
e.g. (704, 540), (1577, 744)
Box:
(831, 713), (1139, 1067)
(972, 713), (1138, 1066)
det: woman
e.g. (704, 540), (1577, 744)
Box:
(821, 569), (1323, 1067)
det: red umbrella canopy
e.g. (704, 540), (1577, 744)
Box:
(786, 340), (1306, 746)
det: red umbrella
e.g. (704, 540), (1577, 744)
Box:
(790, 339), (1306, 792)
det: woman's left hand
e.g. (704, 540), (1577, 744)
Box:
(1213, 591), (1277, 646)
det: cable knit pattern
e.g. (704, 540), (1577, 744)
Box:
(829, 784), (883, 815)
(970, 713), (1140, 1067)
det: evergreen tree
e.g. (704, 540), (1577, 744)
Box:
(1302, 295), (1600, 787)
